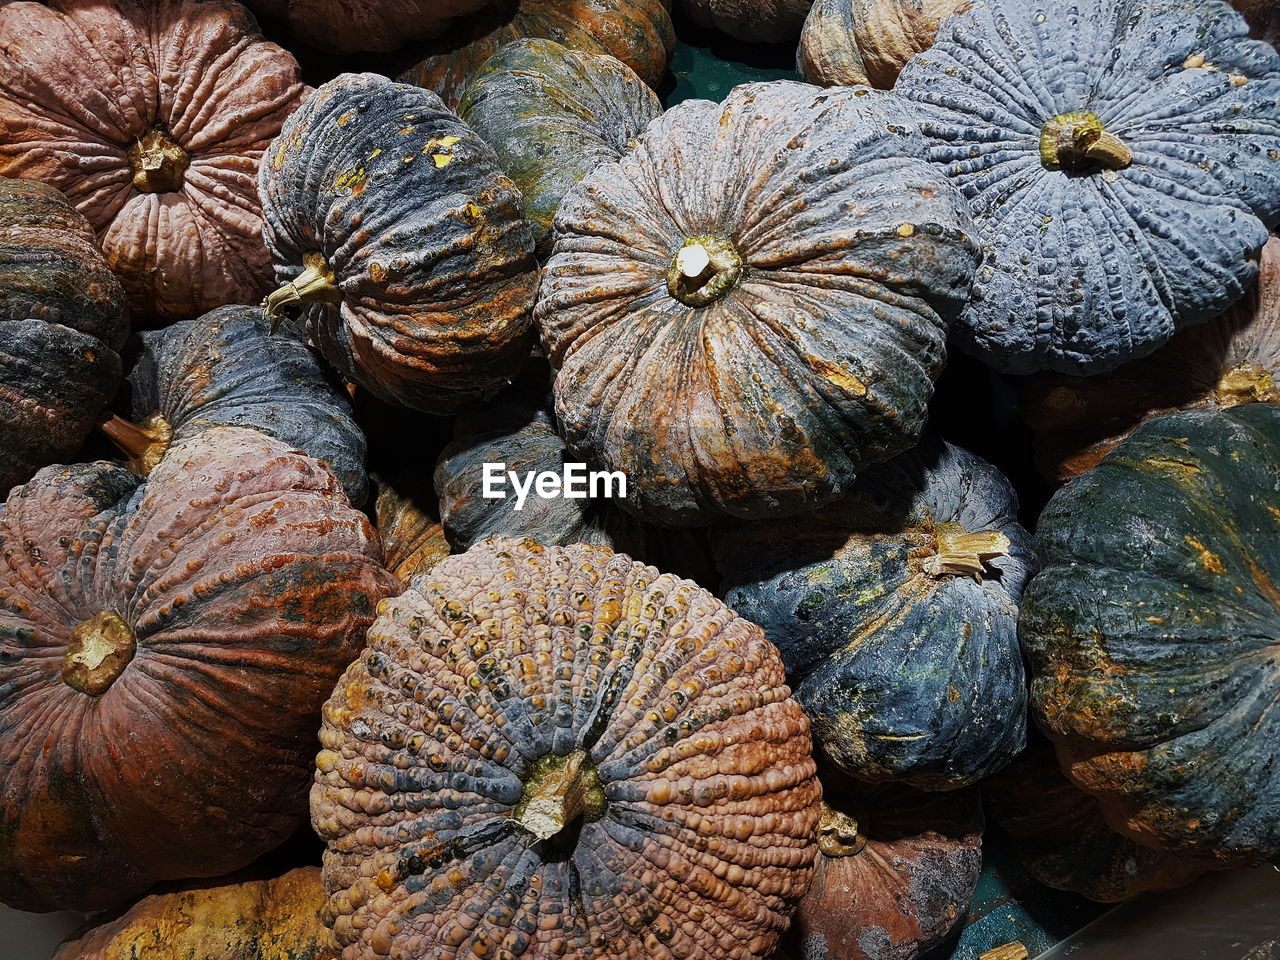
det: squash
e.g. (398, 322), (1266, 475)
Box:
(399, 0), (676, 110)
(1021, 235), (1280, 486)
(0, 427), (400, 913)
(312, 538), (822, 960)
(105, 304), (368, 505)
(713, 437), (1033, 789)
(1021, 403), (1280, 863)
(682, 0), (815, 43)
(0, 178), (128, 496)
(797, 0), (969, 88)
(894, 0), (1280, 375)
(786, 768), (983, 960)
(537, 81), (978, 527)
(243, 0), (489, 54)
(457, 40), (664, 257)
(0, 0), (308, 323)
(372, 472), (452, 586)
(259, 73), (537, 414)
(51, 867), (335, 960)
(1232, 0), (1278, 45)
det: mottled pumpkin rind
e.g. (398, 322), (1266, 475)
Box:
(798, 0), (969, 88)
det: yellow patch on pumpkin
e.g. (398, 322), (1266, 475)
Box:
(1184, 536), (1227, 574)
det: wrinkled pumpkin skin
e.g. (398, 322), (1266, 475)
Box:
(458, 40), (664, 257)
(372, 472), (452, 586)
(244, 0), (489, 54)
(313, 538), (821, 960)
(260, 73), (537, 413)
(0, 0), (308, 323)
(714, 438), (1033, 789)
(0, 427), (400, 913)
(399, 0), (675, 109)
(895, 0), (1280, 375)
(682, 0), (814, 43)
(123, 305), (368, 505)
(0, 179), (128, 495)
(1021, 404), (1280, 863)
(538, 82), (978, 528)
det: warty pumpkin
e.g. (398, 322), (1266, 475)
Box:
(0, 178), (128, 496)
(0, 0), (308, 323)
(0, 427), (400, 913)
(537, 81), (978, 527)
(312, 538), (822, 960)
(259, 73), (537, 413)
(895, 0), (1280, 375)
(243, 0), (489, 54)
(681, 0), (815, 43)
(1021, 403), (1280, 863)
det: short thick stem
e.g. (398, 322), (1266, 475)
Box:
(262, 251), (341, 330)
(1215, 361), (1277, 407)
(923, 523), (1011, 581)
(817, 802), (866, 857)
(667, 236), (743, 307)
(513, 749), (606, 841)
(1040, 112), (1132, 171)
(100, 413), (173, 475)
(63, 610), (136, 696)
(127, 126), (189, 194)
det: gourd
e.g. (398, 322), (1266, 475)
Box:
(243, 0), (489, 54)
(894, 0), (1280, 375)
(0, 0), (308, 323)
(258, 73), (538, 413)
(312, 538), (822, 960)
(713, 437), (1033, 789)
(798, 0), (969, 88)
(0, 178), (128, 495)
(457, 40), (664, 256)
(1232, 0), (1278, 44)
(399, 0), (676, 110)
(372, 473), (452, 585)
(1021, 404), (1280, 863)
(106, 304), (368, 505)
(682, 0), (815, 43)
(537, 81), (978, 527)
(0, 427), (400, 913)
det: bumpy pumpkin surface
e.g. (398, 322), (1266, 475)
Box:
(312, 538), (821, 960)
(373, 472), (452, 586)
(798, 0), (969, 88)
(895, 0), (1280, 375)
(1021, 404), (1280, 863)
(259, 73), (537, 413)
(0, 427), (400, 913)
(682, 0), (815, 42)
(1022, 235), (1280, 486)
(458, 40), (664, 257)
(110, 304), (368, 505)
(0, 0), (308, 323)
(0, 178), (128, 495)
(713, 438), (1032, 789)
(51, 867), (336, 960)
(537, 82), (978, 527)
(399, 0), (675, 109)
(243, 0), (489, 53)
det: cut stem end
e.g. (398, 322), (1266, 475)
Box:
(924, 523), (1012, 581)
(513, 749), (606, 842)
(818, 802), (866, 858)
(62, 610), (136, 696)
(100, 413), (173, 475)
(1040, 112), (1132, 171)
(667, 236), (743, 307)
(127, 126), (189, 194)
(262, 251), (341, 331)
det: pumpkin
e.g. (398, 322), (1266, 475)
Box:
(312, 538), (822, 960)
(243, 0), (490, 54)
(894, 0), (1280, 375)
(372, 472), (452, 585)
(682, 0), (815, 43)
(0, 0), (308, 323)
(51, 867), (336, 960)
(797, 0), (970, 88)
(537, 81), (978, 527)
(259, 73), (537, 414)
(105, 304), (368, 505)
(457, 40), (664, 257)
(0, 427), (400, 913)
(786, 768), (983, 960)
(0, 178), (128, 496)
(398, 0), (675, 110)
(1021, 235), (1280, 486)
(712, 437), (1033, 789)
(1232, 0), (1278, 45)
(1020, 403), (1280, 863)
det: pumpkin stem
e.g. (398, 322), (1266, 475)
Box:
(979, 943), (1030, 960)
(100, 413), (173, 475)
(1215, 361), (1277, 407)
(127, 126), (190, 194)
(924, 522), (1011, 581)
(1040, 112), (1132, 171)
(62, 610), (136, 696)
(667, 236), (743, 307)
(817, 802), (866, 857)
(512, 749), (607, 842)
(262, 251), (341, 331)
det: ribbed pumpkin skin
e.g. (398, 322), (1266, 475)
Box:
(895, 0), (1280, 375)
(0, 179), (128, 495)
(127, 305), (368, 505)
(259, 73), (537, 413)
(243, 0), (489, 53)
(373, 474), (451, 586)
(458, 40), (664, 257)
(398, 0), (675, 109)
(797, 0), (968, 88)
(537, 82), (978, 528)
(0, 427), (400, 913)
(714, 439), (1032, 789)
(0, 0), (307, 323)
(682, 0), (815, 42)
(1021, 404), (1280, 863)
(312, 538), (821, 960)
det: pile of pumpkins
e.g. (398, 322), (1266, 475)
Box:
(0, 0), (1277, 958)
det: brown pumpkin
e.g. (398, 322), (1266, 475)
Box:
(682, 0), (816, 42)
(372, 472), (451, 585)
(0, 0), (308, 323)
(243, 0), (490, 54)
(1232, 0), (1278, 44)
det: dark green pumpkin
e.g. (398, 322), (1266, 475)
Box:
(1021, 403), (1280, 863)
(457, 39), (663, 257)
(0, 178), (128, 494)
